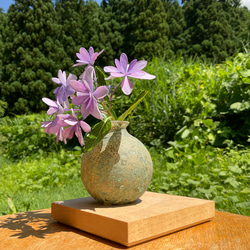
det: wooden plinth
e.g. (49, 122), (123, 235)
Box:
(51, 191), (215, 247)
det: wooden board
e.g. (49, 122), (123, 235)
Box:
(51, 191), (215, 247)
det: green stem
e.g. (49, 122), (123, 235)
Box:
(101, 100), (116, 120)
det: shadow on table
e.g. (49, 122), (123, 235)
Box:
(0, 210), (128, 249)
(0, 210), (60, 239)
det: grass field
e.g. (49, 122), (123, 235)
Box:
(0, 147), (249, 216)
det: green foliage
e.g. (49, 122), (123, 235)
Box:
(0, 10), (6, 82)
(100, 0), (134, 62)
(0, 100), (8, 117)
(148, 142), (250, 216)
(84, 118), (112, 152)
(164, 0), (186, 55)
(124, 52), (250, 148)
(0, 150), (87, 215)
(0, 113), (64, 160)
(130, 0), (173, 60)
(181, 0), (250, 62)
(1, 0), (68, 114)
(1, 0), (250, 115)
(1, 48), (250, 216)
(117, 90), (148, 121)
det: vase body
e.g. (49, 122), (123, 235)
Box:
(81, 121), (153, 205)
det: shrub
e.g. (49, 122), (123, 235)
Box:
(0, 113), (64, 160)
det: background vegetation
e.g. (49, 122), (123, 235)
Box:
(0, 0), (249, 216)
(1, 53), (250, 216)
(1, 0), (250, 114)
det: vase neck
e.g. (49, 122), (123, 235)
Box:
(110, 121), (129, 131)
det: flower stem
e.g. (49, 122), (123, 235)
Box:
(101, 100), (116, 120)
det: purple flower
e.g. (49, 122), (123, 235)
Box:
(42, 97), (64, 116)
(41, 98), (66, 143)
(73, 47), (104, 67)
(69, 67), (109, 120)
(41, 116), (66, 144)
(57, 110), (91, 146)
(52, 70), (76, 108)
(104, 53), (156, 95)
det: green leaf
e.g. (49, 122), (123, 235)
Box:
(236, 202), (250, 209)
(110, 107), (118, 120)
(240, 187), (250, 194)
(187, 179), (200, 185)
(203, 119), (214, 129)
(168, 140), (185, 148)
(197, 186), (215, 195)
(7, 196), (17, 214)
(230, 101), (250, 112)
(240, 70), (250, 78)
(225, 177), (239, 188)
(84, 118), (112, 152)
(117, 90), (148, 121)
(181, 129), (190, 139)
(219, 171), (228, 176)
(228, 165), (242, 174)
(95, 66), (107, 86)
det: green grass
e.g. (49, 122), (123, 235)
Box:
(0, 151), (89, 215)
(0, 147), (249, 216)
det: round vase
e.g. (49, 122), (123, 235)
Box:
(81, 121), (153, 205)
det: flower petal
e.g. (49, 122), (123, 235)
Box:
(94, 86), (109, 99)
(88, 47), (94, 56)
(69, 80), (87, 93)
(119, 53), (128, 73)
(75, 126), (84, 146)
(54, 87), (65, 103)
(47, 106), (58, 115)
(77, 47), (90, 61)
(63, 126), (75, 139)
(128, 60), (147, 73)
(56, 127), (66, 144)
(52, 78), (61, 84)
(72, 95), (86, 106)
(81, 66), (94, 92)
(115, 58), (123, 72)
(109, 72), (125, 78)
(121, 76), (133, 95)
(72, 62), (87, 67)
(80, 120), (91, 133)
(129, 70), (156, 80)
(104, 66), (121, 73)
(58, 70), (66, 85)
(81, 105), (91, 119)
(42, 98), (58, 108)
(67, 73), (77, 82)
(91, 103), (103, 120)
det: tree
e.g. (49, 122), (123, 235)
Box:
(130, 0), (173, 60)
(0, 9), (8, 116)
(55, 0), (88, 74)
(163, 0), (186, 56)
(181, 0), (243, 62)
(82, 0), (105, 62)
(1, 0), (67, 114)
(100, 0), (133, 63)
(220, 1), (250, 50)
(0, 9), (6, 82)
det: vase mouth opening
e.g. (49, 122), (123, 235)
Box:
(110, 120), (129, 130)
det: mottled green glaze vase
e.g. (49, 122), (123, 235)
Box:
(81, 121), (153, 205)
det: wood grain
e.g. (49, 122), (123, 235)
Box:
(0, 209), (249, 249)
(51, 192), (215, 246)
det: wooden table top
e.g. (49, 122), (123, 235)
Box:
(0, 209), (249, 249)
